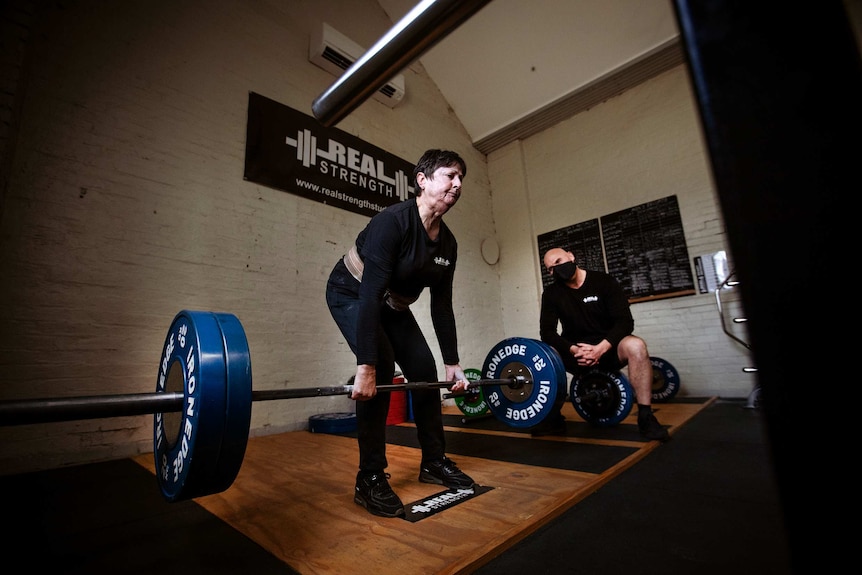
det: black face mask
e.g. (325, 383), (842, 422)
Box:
(552, 261), (576, 282)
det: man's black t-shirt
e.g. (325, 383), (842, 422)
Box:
(539, 269), (634, 357)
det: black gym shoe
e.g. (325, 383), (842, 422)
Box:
(354, 471), (405, 518)
(419, 456), (475, 489)
(638, 410), (670, 442)
(531, 414), (567, 437)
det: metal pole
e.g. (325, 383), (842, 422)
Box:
(671, 1), (860, 571)
(311, 0), (493, 126)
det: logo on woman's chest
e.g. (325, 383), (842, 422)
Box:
(434, 257), (451, 267)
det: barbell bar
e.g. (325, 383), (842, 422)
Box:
(0, 379), (526, 426)
(0, 310), (634, 502)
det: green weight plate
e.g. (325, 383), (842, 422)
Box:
(454, 368), (489, 417)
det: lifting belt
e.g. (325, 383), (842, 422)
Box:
(342, 245), (418, 311)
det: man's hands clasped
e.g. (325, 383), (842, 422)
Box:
(571, 341), (611, 367)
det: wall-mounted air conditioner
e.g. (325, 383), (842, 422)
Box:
(309, 22), (405, 108)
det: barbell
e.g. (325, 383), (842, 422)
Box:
(0, 310), (635, 502)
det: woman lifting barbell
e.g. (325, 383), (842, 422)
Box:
(325, 149), (475, 519)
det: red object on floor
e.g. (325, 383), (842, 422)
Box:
(386, 375), (407, 425)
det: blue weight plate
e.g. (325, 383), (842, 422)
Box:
(154, 310), (229, 502)
(536, 341), (568, 399)
(454, 368), (489, 417)
(482, 337), (560, 429)
(211, 312), (253, 494)
(569, 369), (634, 427)
(650, 356), (681, 402)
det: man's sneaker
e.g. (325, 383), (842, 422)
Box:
(638, 410), (670, 442)
(419, 456), (475, 489)
(354, 472), (405, 518)
(531, 414), (567, 437)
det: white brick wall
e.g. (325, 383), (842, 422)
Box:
(1, 0), (760, 476)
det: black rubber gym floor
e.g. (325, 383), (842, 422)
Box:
(475, 399), (794, 575)
(375, 424), (640, 474)
(0, 399), (793, 574)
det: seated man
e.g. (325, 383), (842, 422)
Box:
(536, 247), (669, 441)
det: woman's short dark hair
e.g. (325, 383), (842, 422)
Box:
(413, 149), (467, 194)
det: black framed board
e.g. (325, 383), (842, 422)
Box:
(537, 195), (696, 303)
(537, 219), (604, 286)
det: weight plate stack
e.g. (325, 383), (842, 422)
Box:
(154, 310), (253, 502)
(309, 412), (358, 434)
